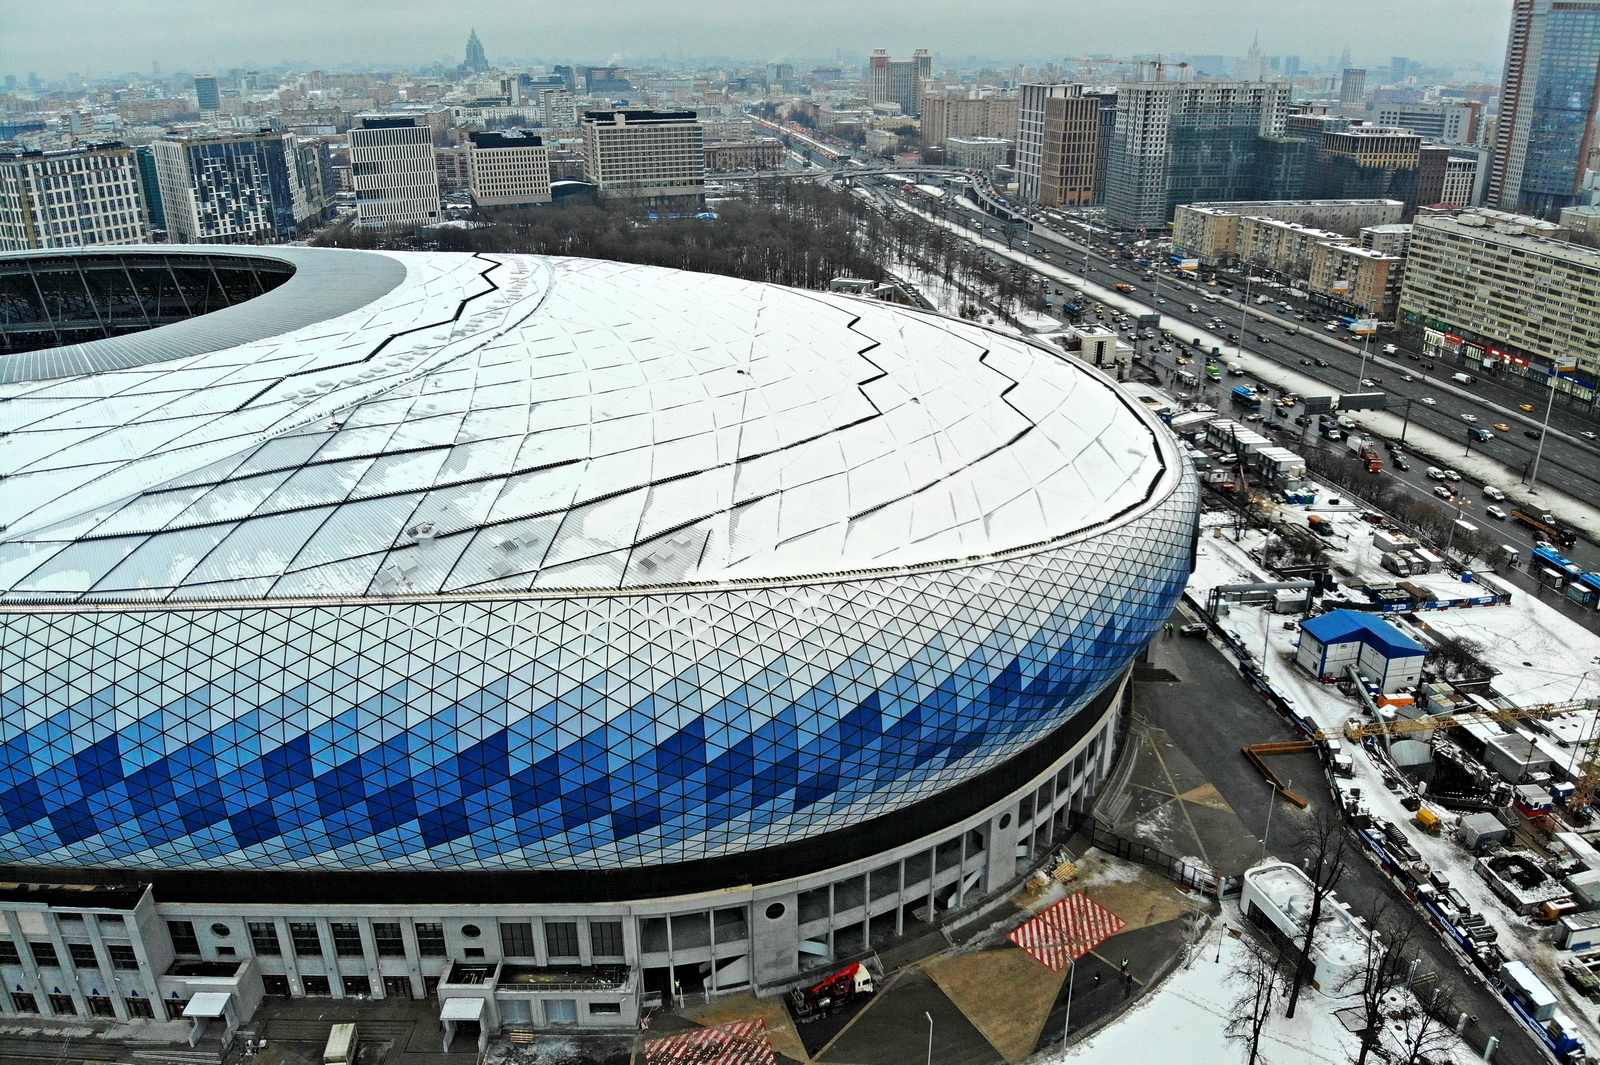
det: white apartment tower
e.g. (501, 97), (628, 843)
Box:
(349, 116), (442, 228)
(580, 110), (704, 206)
(540, 89), (579, 131)
(150, 130), (311, 244)
(0, 144), (149, 251)
(467, 131), (552, 207)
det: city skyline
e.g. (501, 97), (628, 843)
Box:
(1, 0), (1513, 80)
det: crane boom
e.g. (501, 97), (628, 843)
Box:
(1315, 699), (1592, 744)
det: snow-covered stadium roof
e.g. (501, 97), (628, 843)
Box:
(0, 247), (1176, 603)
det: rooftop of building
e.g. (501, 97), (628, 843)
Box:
(1301, 608), (1427, 656)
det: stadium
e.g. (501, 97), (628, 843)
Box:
(0, 246), (1198, 1031)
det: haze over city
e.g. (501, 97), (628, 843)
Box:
(3, 0), (1512, 77)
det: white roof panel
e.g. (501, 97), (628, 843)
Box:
(0, 250), (1179, 602)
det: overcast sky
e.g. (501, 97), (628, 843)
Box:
(1, 0), (1511, 79)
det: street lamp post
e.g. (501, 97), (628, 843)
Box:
(1236, 266), (1253, 361)
(1262, 777), (1289, 860)
(1062, 958), (1076, 1045)
(925, 1011), (933, 1065)
(1400, 397), (1415, 443)
(1527, 361), (1570, 493)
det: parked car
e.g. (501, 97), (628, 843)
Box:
(1179, 623), (1208, 637)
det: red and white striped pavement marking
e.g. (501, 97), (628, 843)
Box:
(644, 1018), (776, 1065)
(1007, 891), (1127, 972)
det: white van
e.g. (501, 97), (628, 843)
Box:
(1382, 344), (1398, 355)
(1483, 485), (1507, 501)
(1203, 293), (1220, 302)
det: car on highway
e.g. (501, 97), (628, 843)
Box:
(1420, 396), (1436, 405)
(1314, 358), (1330, 368)
(1360, 378), (1376, 387)
(1460, 413), (1478, 423)
(1257, 334), (1270, 343)
(1393, 456), (1411, 470)
(1433, 485), (1454, 499)
(1493, 423), (1510, 432)
(1300, 358), (1312, 366)
(1521, 403), (1536, 412)
(1525, 429), (1542, 439)
(1402, 374), (1415, 381)
(1426, 466), (1446, 480)
(1443, 469), (1461, 481)
(1584, 431), (1598, 440)
(1325, 322), (1339, 331)
(1486, 505), (1508, 520)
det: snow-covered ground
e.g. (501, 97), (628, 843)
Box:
(1187, 498), (1600, 1055)
(1049, 903), (1474, 1065)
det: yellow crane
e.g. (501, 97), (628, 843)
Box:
(1315, 699), (1593, 744)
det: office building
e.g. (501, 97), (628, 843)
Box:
(464, 29), (489, 74)
(1103, 80), (1293, 229)
(133, 145), (164, 230)
(151, 131), (313, 244)
(580, 110), (704, 206)
(0, 143), (149, 251)
(946, 135), (1010, 174)
(0, 244), (1199, 1029)
(194, 74), (220, 114)
(1400, 207), (1600, 397)
(1016, 83), (1101, 207)
(1440, 147), (1491, 207)
(1374, 101), (1481, 145)
(1338, 69), (1368, 105)
(349, 116), (442, 228)
(867, 49), (932, 117)
(466, 131), (551, 207)
(1172, 199), (1406, 265)
(702, 138), (786, 172)
(920, 88), (1019, 149)
(1488, 0), (1600, 215)
(583, 67), (635, 97)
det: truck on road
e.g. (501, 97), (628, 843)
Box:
(1115, 282), (1135, 294)
(1231, 386), (1261, 409)
(1513, 509), (1578, 548)
(789, 963), (876, 1017)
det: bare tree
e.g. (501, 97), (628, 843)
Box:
(1349, 905), (1419, 1065)
(1225, 933), (1283, 1065)
(1285, 806), (1351, 1018)
(1396, 983), (1460, 1065)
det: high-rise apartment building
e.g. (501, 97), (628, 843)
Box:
(539, 89), (579, 131)
(580, 110), (704, 206)
(1338, 69), (1367, 105)
(194, 74), (221, 114)
(1400, 207), (1600, 392)
(1307, 128), (1429, 208)
(0, 143), (149, 251)
(464, 29), (489, 74)
(921, 88), (1019, 149)
(1103, 80), (1292, 229)
(349, 116), (442, 228)
(1374, 102), (1481, 145)
(151, 131), (314, 244)
(867, 49), (932, 117)
(1015, 84), (1100, 206)
(466, 131), (551, 207)
(1487, 0), (1600, 215)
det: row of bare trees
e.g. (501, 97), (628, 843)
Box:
(1300, 447), (1496, 565)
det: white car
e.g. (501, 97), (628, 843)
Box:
(1420, 397), (1437, 406)
(1402, 374), (1415, 382)
(1443, 469), (1461, 481)
(1459, 413), (1478, 423)
(1486, 505), (1508, 520)
(1584, 431), (1598, 440)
